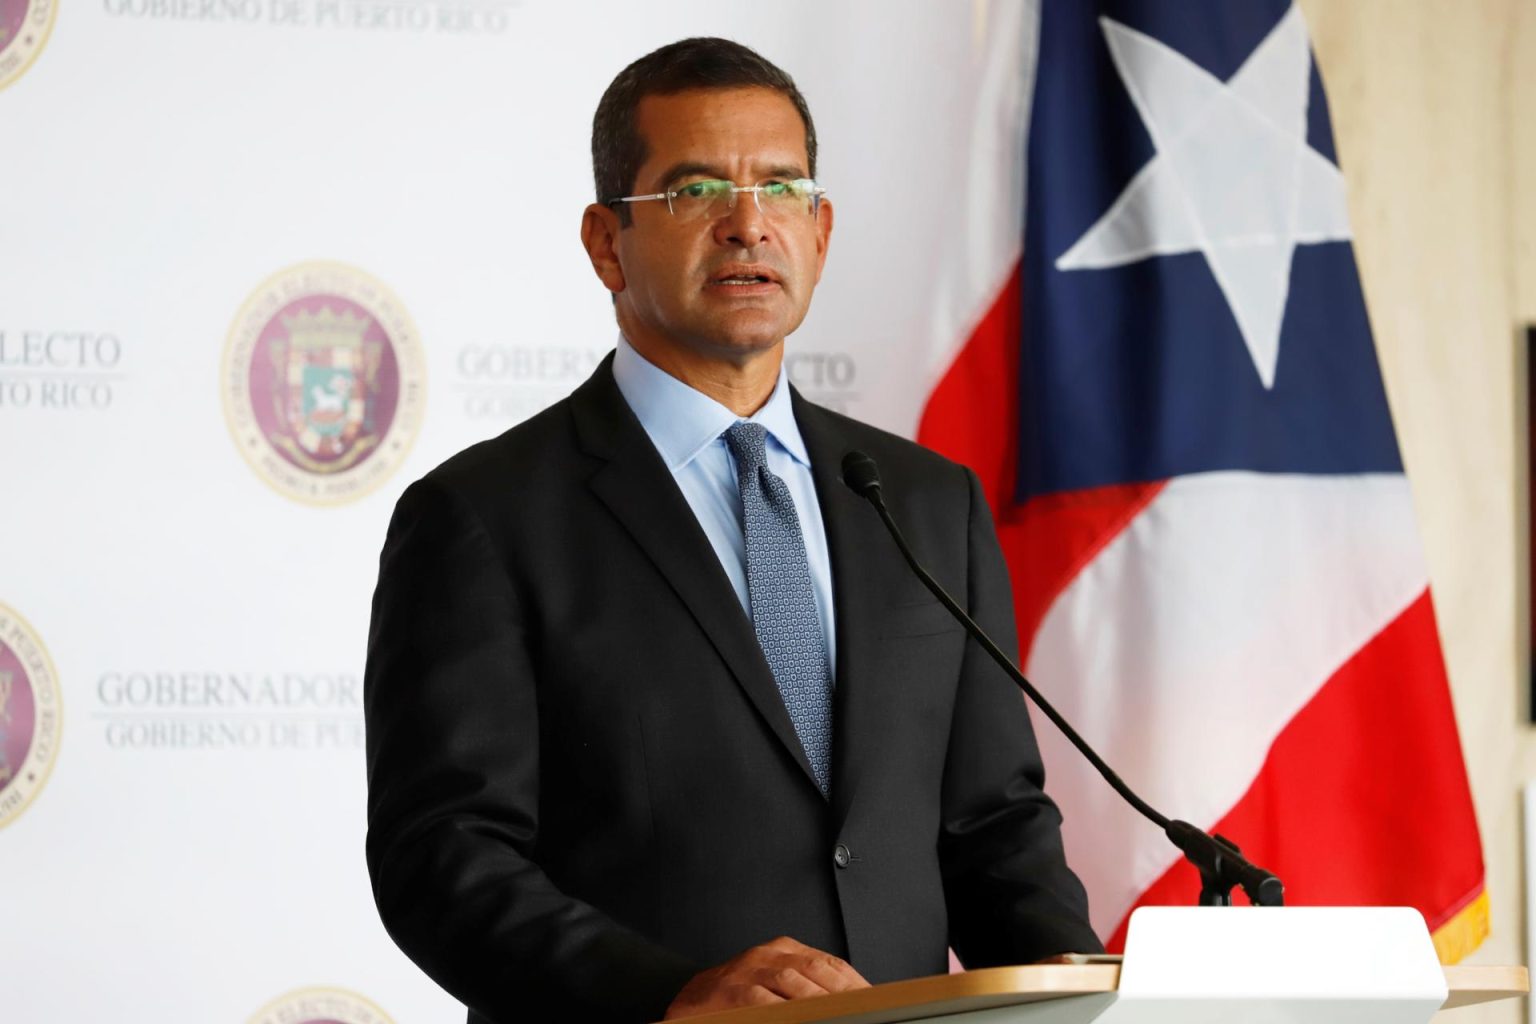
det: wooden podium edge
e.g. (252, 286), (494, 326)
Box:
(667, 963), (1529, 1023)
(671, 964), (1120, 1024)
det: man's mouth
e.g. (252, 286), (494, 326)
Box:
(708, 264), (781, 289)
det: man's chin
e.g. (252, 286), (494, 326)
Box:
(690, 315), (794, 361)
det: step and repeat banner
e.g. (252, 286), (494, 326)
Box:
(1, 2), (1028, 1019)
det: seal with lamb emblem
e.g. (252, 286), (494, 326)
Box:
(0, 601), (61, 832)
(223, 262), (426, 506)
(246, 987), (395, 1024)
(0, 0), (56, 94)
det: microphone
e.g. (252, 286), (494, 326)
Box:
(842, 451), (882, 501)
(840, 450), (1284, 909)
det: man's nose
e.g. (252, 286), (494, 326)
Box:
(715, 193), (770, 248)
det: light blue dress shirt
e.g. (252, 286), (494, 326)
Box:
(612, 337), (837, 676)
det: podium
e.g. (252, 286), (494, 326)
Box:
(676, 909), (1529, 1024)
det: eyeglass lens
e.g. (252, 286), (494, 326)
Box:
(668, 180), (819, 221)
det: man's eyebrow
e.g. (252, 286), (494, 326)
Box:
(653, 162), (724, 188)
(761, 164), (810, 181)
(650, 161), (812, 189)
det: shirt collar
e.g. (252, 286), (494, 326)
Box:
(613, 336), (811, 470)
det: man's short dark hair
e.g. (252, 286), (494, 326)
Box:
(592, 37), (817, 226)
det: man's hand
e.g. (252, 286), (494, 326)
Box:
(663, 936), (870, 1019)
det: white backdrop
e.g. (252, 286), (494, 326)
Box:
(1, 2), (1029, 1020)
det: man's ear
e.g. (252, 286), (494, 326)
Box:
(581, 203), (627, 295)
(812, 198), (834, 284)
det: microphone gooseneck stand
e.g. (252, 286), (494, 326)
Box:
(840, 451), (1283, 908)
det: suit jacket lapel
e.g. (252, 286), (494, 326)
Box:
(571, 356), (822, 792)
(793, 392), (889, 828)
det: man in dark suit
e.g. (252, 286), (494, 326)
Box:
(364, 37), (1100, 1024)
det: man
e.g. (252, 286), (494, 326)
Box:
(364, 37), (1100, 1024)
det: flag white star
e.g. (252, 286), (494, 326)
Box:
(1055, 4), (1352, 389)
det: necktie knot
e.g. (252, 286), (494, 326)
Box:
(724, 420), (769, 475)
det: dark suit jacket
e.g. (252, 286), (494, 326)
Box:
(364, 354), (1099, 1024)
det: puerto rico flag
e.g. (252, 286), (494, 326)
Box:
(916, 0), (1486, 959)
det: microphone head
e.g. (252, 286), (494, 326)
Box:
(841, 451), (882, 500)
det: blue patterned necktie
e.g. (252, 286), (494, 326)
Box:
(724, 421), (834, 796)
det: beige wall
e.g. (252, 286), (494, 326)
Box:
(1300, 1), (1533, 1019)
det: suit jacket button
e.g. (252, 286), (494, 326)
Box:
(833, 844), (851, 868)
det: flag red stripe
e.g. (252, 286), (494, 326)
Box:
(1101, 590), (1485, 950)
(917, 261), (1022, 511)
